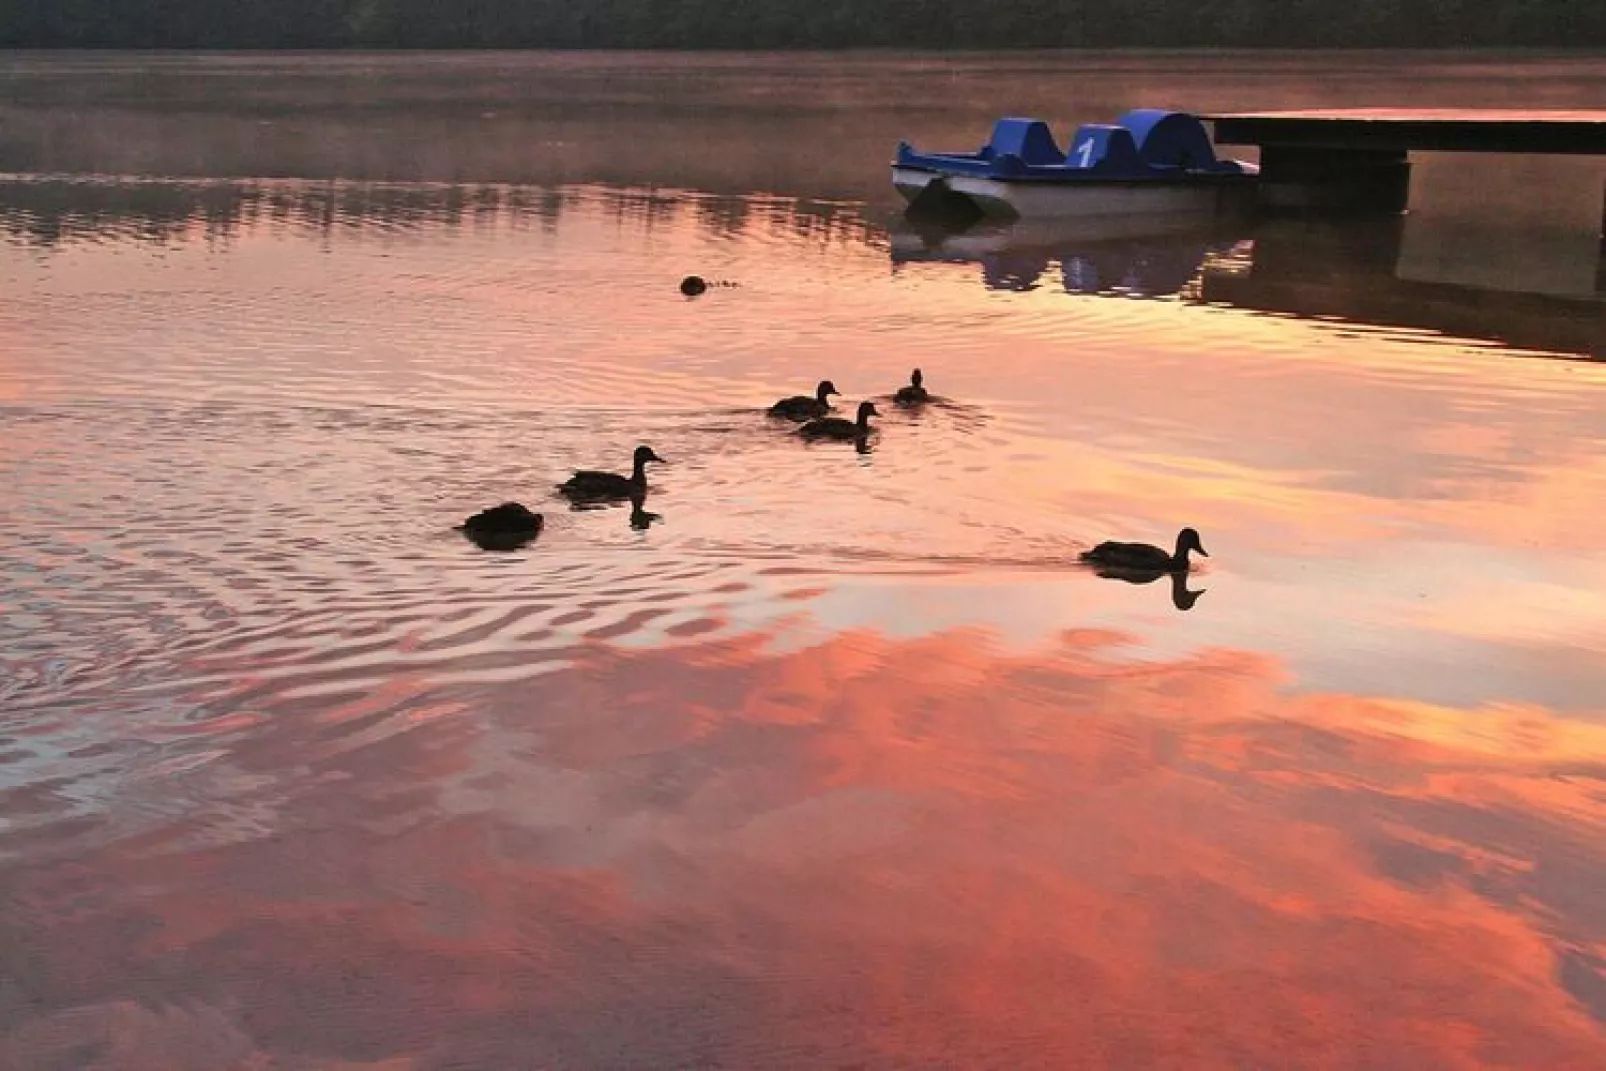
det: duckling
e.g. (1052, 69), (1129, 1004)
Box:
(799, 400), (879, 441)
(558, 445), (665, 502)
(1080, 527), (1208, 573)
(894, 368), (930, 405)
(458, 502), (543, 550)
(769, 380), (840, 421)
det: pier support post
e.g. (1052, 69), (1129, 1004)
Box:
(1256, 147), (1412, 218)
(1598, 181), (1605, 293)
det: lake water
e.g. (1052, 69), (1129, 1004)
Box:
(3, 50), (1606, 1068)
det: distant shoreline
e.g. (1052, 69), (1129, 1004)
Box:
(2, 44), (1604, 52)
(4, 0), (1602, 52)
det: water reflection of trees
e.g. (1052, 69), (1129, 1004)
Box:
(0, 178), (876, 251)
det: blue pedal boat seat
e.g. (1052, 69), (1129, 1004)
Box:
(1116, 109), (1245, 173)
(984, 118), (1065, 166)
(1062, 125), (1149, 176)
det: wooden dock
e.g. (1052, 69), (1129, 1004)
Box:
(1204, 109), (1606, 225)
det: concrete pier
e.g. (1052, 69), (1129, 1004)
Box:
(1206, 110), (1606, 229)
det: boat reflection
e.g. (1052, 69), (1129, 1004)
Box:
(890, 214), (1606, 358)
(890, 216), (1246, 298)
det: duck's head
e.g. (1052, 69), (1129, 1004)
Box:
(817, 379), (840, 400)
(1178, 527), (1208, 558)
(857, 401), (880, 422)
(635, 445), (666, 467)
(910, 368), (924, 388)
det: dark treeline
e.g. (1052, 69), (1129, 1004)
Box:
(3, 0), (1602, 49)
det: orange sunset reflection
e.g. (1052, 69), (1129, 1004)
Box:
(6, 625), (1606, 1068)
(5, 47), (1606, 1070)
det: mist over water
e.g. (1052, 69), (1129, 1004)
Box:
(2, 50), (1606, 1068)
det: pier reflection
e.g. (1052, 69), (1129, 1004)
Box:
(1202, 218), (1605, 359)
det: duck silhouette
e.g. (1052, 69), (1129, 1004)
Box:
(799, 400), (879, 441)
(457, 502), (544, 551)
(769, 380), (840, 421)
(558, 445), (665, 502)
(894, 368), (930, 405)
(1080, 527), (1207, 574)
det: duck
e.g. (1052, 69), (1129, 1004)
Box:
(558, 445), (665, 501)
(680, 275), (708, 296)
(1080, 527), (1208, 573)
(893, 368), (930, 405)
(458, 502), (543, 550)
(769, 380), (840, 421)
(799, 400), (879, 441)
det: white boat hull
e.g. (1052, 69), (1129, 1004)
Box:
(893, 166), (1244, 221)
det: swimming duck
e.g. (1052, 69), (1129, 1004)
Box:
(458, 502), (543, 550)
(769, 380), (840, 421)
(1080, 527), (1208, 573)
(894, 368), (930, 404)
(558, 445), (665, 501)
(680, 275), (707, 296)
(799, 400), (879, 441)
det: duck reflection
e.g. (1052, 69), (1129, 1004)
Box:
(564, 485), (664, 531)
(1088, 567), (1206, 612)
(629, 489), (662, 531)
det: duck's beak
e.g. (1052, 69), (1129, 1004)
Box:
(1198, 545), (1210, 557)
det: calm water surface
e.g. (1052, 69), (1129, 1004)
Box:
(3, 51), (1606, 1068)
